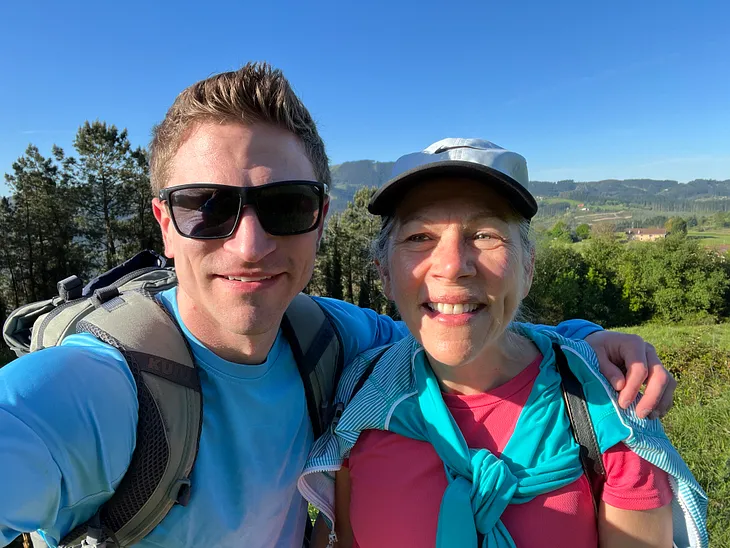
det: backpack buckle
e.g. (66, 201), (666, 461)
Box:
(172, 478), (192, 506)
(58, 275), (83, 302)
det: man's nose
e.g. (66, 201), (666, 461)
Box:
(223, 206), (277, 262)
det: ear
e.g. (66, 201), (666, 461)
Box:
(375, 258), (393, 300)
(152, 197), (175, 259)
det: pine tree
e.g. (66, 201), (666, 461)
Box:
(73, 121), (133, 271)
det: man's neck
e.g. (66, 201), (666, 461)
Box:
(176, 293), (279, 365)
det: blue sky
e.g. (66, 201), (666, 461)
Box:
(1, 0), (728, 195)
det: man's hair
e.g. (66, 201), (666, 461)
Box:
(149, 62), (330, 195)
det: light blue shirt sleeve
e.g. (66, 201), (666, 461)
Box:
(0, 335), (137, 547)
(535, 319), (603, 340)
(313, 298), (410, 365)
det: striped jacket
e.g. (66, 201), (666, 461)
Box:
(298, 327), (708, 548)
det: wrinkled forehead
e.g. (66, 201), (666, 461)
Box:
(393, 178), (520, 226)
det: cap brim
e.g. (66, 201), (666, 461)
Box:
(368, 160), (538, 219)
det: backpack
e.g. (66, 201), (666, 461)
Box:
(3, 250), (344, 548)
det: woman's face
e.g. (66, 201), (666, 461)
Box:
(382, 178), (532, 368)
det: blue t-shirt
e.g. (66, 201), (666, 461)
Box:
(0, 288), (599, 547)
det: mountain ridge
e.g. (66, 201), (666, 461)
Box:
(328, 160), (730, 213)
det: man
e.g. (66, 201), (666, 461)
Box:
(0, 63), (674, 548)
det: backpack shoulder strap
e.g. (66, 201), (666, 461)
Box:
(281, 294), (344, 440)
(59, 290), (202, 548)
(553, 343), (606, 517)
(349, 344), (392, 405)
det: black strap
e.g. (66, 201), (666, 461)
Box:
(553, 343), (606, 516)
(303, 517), (313, 548)
(345, 345), (393, 408)
(280, 312), (325, 438)
(127, 351), (201, 392)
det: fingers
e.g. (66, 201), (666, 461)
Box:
(594, 345), (626, 392)
(651, 374), (676, 420)
(617, 335), (648, 409)
(644, 344), (676, 419)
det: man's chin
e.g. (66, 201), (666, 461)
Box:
(215, 308), (284, 336)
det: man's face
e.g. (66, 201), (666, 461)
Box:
(152, 122), (327, 354)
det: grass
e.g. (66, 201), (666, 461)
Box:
(688, 229), (730, 248)
(626, 323), (730, 545)
(621, 323), (730, 351)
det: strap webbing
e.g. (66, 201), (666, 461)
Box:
(553, 343), (606, 516)
(280, 312), (326, 438)
(348, 345), (391, 404)
(127, 350), (201, 392)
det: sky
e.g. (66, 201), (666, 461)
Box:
(1, 0), (729, 195)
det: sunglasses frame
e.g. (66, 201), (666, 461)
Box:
(159, 180), (328, 240)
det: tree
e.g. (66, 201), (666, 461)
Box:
(3, 145), (81, 303)
(73, 121), (133, 271)
(310, 187), (389, 314)
(591, 222), (617, 241)
(575, 223), (591, 241)
(665, 216), (688, 236)
(118, 148), (163, 258)
(547, 220), (574, 243)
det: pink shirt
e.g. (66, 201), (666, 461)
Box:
(345, 355), (672, 548)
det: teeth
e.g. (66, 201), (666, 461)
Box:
(428, 302), (479, 314)
(226, 275), (272, 282)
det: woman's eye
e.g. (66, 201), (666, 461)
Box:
(475, 233), (493, 240)
(406, 234), (430, 242)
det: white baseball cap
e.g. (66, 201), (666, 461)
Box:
(368, 138), (538, 219)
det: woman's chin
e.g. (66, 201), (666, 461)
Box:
(423, 344), (478, 368)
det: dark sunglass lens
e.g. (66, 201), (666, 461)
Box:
(169, 187), (240, 238)
(255, 184), (321, 235)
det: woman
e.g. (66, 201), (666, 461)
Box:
(300, 139), (707, 548)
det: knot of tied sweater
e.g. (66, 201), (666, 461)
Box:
(407, 348), (585, 548)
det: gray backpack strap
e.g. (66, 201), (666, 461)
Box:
(59, 290), (202, 548)
(280, 294), (343, 440)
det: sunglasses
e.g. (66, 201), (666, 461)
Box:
(159, 181), (328, 239)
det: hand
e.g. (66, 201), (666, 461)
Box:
(585, 331), (676, 420)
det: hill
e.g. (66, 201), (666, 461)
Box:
(328, 160), (394, 211)
(327, 160), (730, 216)
(528, 178), (730, 206)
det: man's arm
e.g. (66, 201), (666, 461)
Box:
(313, 297), (409, 365)
(0, 338), (137, 546)
(538, 322), (676, 419)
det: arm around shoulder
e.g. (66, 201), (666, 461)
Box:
(0, 338), (138, 545)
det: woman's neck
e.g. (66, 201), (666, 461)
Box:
(427, 331), (540, 396)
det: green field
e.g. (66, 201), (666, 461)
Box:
(622, 322), (730, 350)
(688, 229), (730, 248)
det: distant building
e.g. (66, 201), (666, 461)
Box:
(625, 228), (667, 241)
